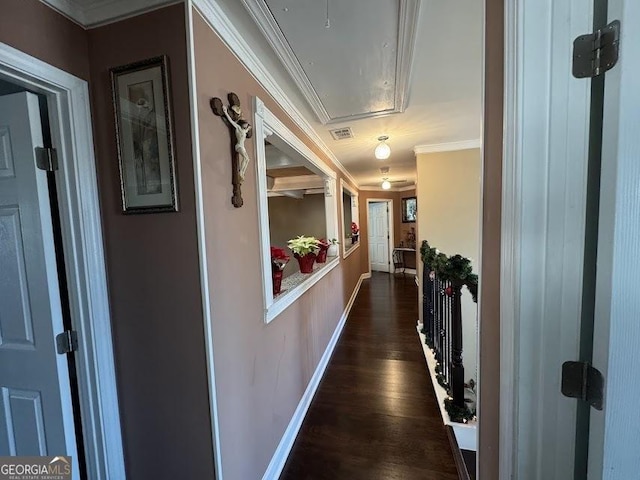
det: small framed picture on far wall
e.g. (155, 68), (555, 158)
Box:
(402, 196), (417, 223)
(110, 55), (178, 213)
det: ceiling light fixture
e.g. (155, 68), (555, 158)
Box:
(375, 136), (391, 160)
(381, 178), (391, 190)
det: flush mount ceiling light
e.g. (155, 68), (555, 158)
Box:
(375, 136), (391, 160)
(381, 178), (391, 190)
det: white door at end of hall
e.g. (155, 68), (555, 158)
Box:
(369, 202), (390, 272)
(0, 92), (79, 473)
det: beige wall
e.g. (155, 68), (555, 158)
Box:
(88, 6), (215, 479)
(479, 0), (504, 476)
(193, 10), (365, 480)
(416, 149), (481, 382)
(358, 188), (417, 271)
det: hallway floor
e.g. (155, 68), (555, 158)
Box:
(279, 272), (458, 480)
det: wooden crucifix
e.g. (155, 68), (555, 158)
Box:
(210, 92), (252, 208)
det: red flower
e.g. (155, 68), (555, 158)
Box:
(271, 246), (290, 272)
(271, 246), (289, 260)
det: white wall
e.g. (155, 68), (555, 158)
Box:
(416, 148), (481, 383)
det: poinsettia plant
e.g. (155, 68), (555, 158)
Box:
(287, 236), (320, 256)
(270, 246), (290, 272)
(351, 222), (359, 235)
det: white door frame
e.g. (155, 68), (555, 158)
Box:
(589, 1), (640, 477)
(501, 0), (593, 478)
(365, 198), (394, 275)
(0, 43), (125, 479)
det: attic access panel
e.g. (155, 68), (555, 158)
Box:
(263, 0), (399, 120)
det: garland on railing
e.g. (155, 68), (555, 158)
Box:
(421, 239), (478, 423)
(420, 240), (478, 302)
(421, 324), (477, 423)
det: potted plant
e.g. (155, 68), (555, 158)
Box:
(287, 235), (320, 273)
(270, 246), (290, 295)
(351, 222), (360, 244)
(316, 238), (330, 263)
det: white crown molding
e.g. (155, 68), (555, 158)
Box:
(39, 0), (86, 26)
(395, 0), (421, 115)
(359, 184), (416, 192)
(240, 0), (331, 124)
(413, 139), (482, 155)
(239, 0), (420, 125)
(40, 0), (181, 28)
(192, 0), (359, 188)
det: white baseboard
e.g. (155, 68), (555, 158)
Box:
(416, 324), (477, 451)
(261, 272), (369, 480)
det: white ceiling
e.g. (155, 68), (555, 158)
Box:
(41, 0), (484, 189)
(243, 0), (484, 188)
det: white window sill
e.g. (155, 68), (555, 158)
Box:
(343, 241), (360, 259)
(265, 256), (340, 323)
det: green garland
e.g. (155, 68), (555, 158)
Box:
(444, 398), (476, 424)
(420, 240), (478, 302)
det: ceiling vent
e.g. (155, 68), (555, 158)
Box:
(329, 127), (354, 140)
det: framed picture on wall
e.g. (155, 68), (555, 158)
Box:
(111, 55), (178, 213)
(402, 196), (417, 223)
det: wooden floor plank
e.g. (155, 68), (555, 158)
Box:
(279, 272), (457, 479)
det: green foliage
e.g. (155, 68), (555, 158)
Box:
(444, 398), (476, 424)
(421, 240), (479, 302)
(287, 235), (320, 256)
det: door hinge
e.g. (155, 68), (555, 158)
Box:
(573, 20), (620, 78)
(56, 330), (78, 355)
(35, 147), (59, 171)
(561, 361), (604, 410)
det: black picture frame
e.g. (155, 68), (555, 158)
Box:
(402, 196), (417, 223)
(110, 55), (178, 213)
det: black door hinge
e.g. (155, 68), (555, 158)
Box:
(35, 147), (59, 171)
(573, 20), (620, 78)
(561, 361), (604, 410)
(56, 330), (78, 354)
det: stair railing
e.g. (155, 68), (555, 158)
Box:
(421, 240), (477, 420)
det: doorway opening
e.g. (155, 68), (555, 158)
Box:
(0, 44), (125, 479)
(0, 78), (88, 477)
(366, 199), (394, 274)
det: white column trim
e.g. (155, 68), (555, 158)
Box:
(184, 3), (224, 478)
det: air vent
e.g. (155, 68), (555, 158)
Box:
(329, 127), (354, 140)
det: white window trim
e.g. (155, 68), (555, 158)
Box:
(0, 42), (125, 479)
(340, 179), (360, 258)
(254, 97), (338, 324)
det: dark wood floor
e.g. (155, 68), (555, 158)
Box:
(279, 272), (458, 480)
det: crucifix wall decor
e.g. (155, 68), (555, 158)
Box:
(210, 92), (252, 208)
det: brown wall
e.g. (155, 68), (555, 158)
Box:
(88, 6), (215, 480)
(1, 0), (90, 80)
(193, 10), (365, 480)
(2, 3), (214, 478)
(479, 0), (504, 477)
(358, 189), (417, 271)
